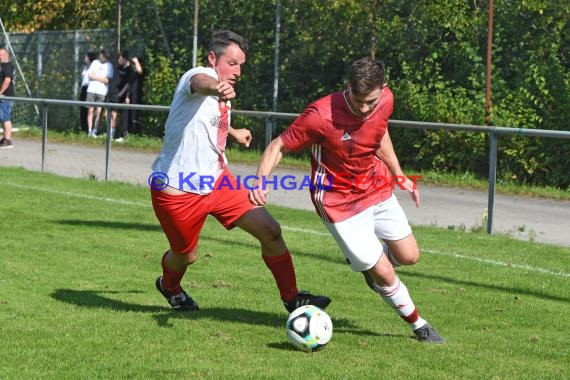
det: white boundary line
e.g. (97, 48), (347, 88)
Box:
(6, 182), (150, 207)
(6, 181), (570, 278)
(421, 248), (570, 278)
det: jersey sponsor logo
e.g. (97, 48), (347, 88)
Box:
(210, 115), (220, 128)
(340, 132), (351, 141)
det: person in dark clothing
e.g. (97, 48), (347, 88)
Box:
(125, 55), (144, 134)
(108, 51), (133, 141)
(0, 48), (16, 149)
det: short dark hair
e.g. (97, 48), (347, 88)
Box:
(347, 57), (385, 96)
(86, 52), (97, 62)
(100, 49), (111, 60)
(119, 50), (129, 60)
(208, 30), (249, 58)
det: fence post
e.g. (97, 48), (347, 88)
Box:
(264, 114), (273, 148)
(104, 105), (112, 180)
(487, 130), (498, 233)
(73, 30), (80, 100)
(37, 31), (44, 97)
(41, 102), (48, 172)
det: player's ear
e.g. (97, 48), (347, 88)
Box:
(207, 51), (217, 67)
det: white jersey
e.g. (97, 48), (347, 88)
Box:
(152, 67), (231, 194)
(86, 60), (113, 96)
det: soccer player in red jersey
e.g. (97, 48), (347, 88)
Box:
(151, 30), (330, 313)
(250, 57), (444, 343)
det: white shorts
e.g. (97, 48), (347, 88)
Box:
(323, 194), (412, 272)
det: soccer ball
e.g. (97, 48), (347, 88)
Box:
(286, 305), (333, 352)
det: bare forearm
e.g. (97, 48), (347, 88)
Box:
(88, 74), (109, 84)
(256, 138), (284, 178)
(378, 132), (404, 177)
(190, 74), (220, 96)
(249, 137), (285, 206)
(132, 60), (143, 74)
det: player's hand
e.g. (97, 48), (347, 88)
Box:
(401, 177), (421, 207)
(216, 80), (236, 101)
(248, 186), (269, 206)
(230, 128), (252, 147)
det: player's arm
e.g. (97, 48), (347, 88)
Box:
(190, 74), (235, 101)
(377, 129), (420, 207)
(248, 136), (288, 206)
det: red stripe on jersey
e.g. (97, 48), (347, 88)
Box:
(217, 102), (229, 169)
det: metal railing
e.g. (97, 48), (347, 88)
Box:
(3, 95), (570, 235)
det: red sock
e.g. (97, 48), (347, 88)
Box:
(262, 250), (298, 302)
(161, 252), (186, 295)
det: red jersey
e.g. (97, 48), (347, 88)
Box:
(280, 86), (394, 223)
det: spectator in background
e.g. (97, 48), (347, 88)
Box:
(86, 49), (113, 137)
(125, 55), (144, 134)
(108, 51), (132, 142)
(80, 52), (97, 133)
(0, 47), (16, 149)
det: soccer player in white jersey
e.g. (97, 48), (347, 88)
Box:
(250, 57), (444, 343)
(150, 30), (330, 313)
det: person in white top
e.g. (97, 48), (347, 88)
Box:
(86, 49), (113, 136)
(80, 52), (97, 133)
(150, 30), (331, 313)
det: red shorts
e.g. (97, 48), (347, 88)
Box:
(151, 168), (254, 253)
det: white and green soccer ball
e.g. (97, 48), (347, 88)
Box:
(286, 305), (333, 352)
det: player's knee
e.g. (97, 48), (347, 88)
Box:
(362, 271), (377, 292)
(362, 271), (387, 294)
(400, 246), (420, 265)
(258, 219), (283, 245)
(172, 250), (198, 266)
(184, 251), (198, 265)
(398, 255), (420, 266)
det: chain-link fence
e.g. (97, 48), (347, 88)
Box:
(1, 29), (115, 130)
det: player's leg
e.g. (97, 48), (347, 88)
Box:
(234, 207), (331, 312)
(373, 194), (420, 267)
(324, 204), (444, 343)
(210, 168), (330, 312)
(370, 196), (444, 343)
(383, 234), (420, 267)
(151, 188), (206, 310)
(364, 259), (443, 343)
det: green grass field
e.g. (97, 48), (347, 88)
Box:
(1, 167), (568, 379)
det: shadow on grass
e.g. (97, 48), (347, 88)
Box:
(51, 288), (389, 339)
(56, 219), (346, 266)
(58, 219), (161, 232)
(400, 271), (570, 303)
